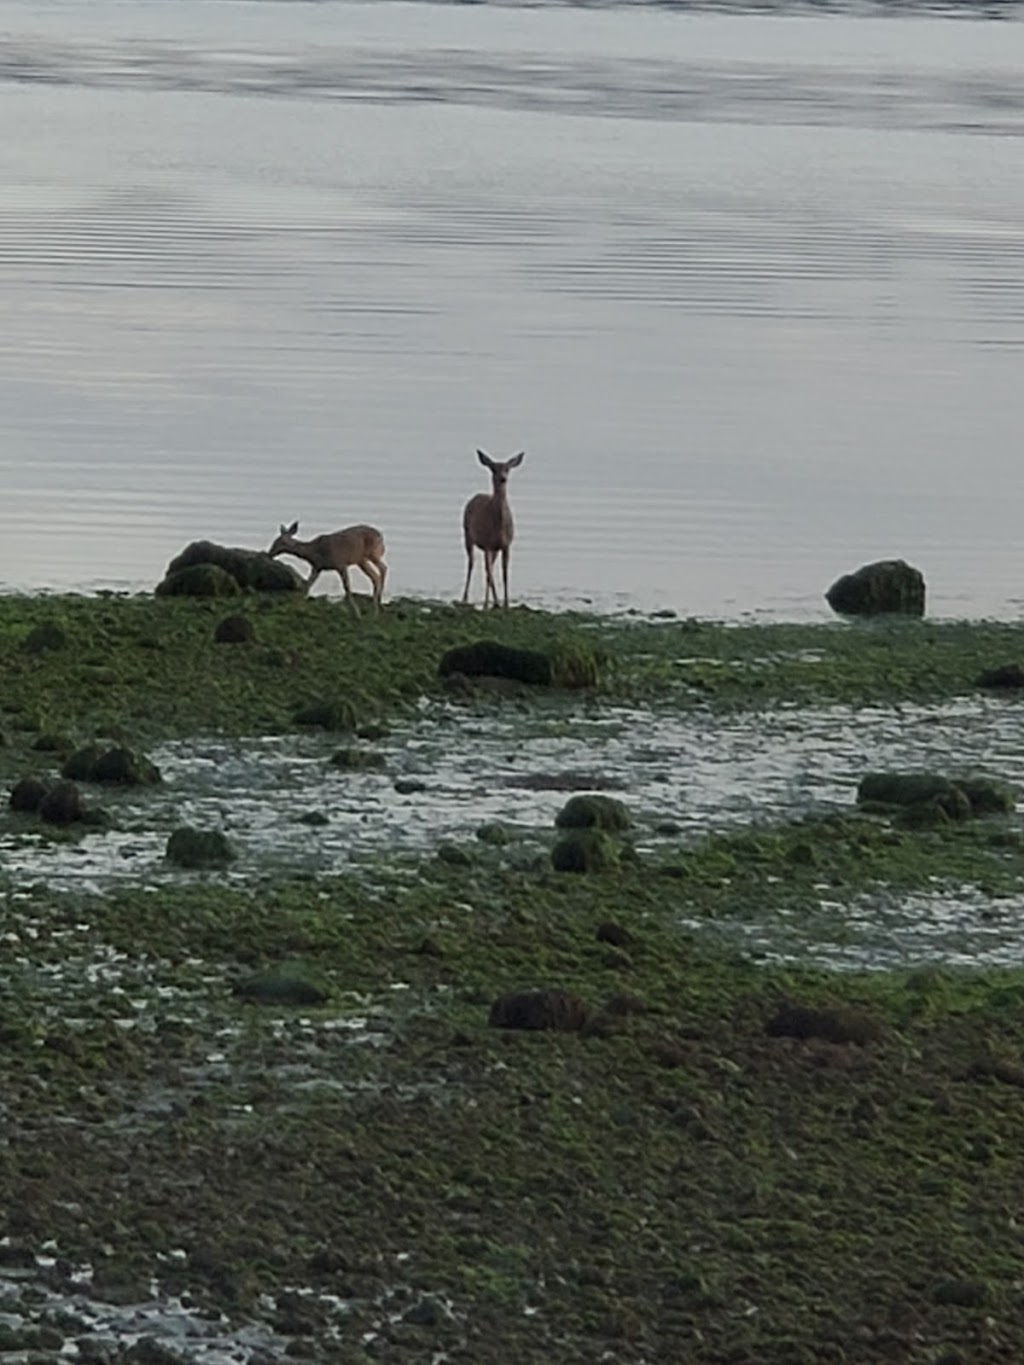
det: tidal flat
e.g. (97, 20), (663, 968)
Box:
(3, 592), (1024, 1363)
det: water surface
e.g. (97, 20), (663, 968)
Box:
(2, 1), (1024, 616)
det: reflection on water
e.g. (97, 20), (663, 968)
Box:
(1, 2), (1024, 617)
(3, 694), (1024, 968)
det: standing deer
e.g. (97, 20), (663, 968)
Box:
(268, 521), (387, 615)
(461, 449), (525, 609)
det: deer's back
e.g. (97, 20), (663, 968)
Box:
(463, 494), (514, 551)
(320, 525), (385, 566)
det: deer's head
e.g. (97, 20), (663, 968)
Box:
(477, 449), (524, 491)
(269, 520), (300, 557)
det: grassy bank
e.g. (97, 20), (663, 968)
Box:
(2, 592), (1024, 1362)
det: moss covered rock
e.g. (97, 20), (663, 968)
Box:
(38, 780), (85, 825)
(329, 747), (386, 771)
(976, 663), (1024, 690)
(488, 989), (592, 1032)
(158, 541), (302, 595)
(156, 564), (241, 599)
(166, 827), (235, 869)
(551, 828), (621, 873)
(63, 745), (161, 786)
(214, 614), (256, 644)
(438, 637), (598, 690)
(555, 793), (631, 833)
(233, 964), (329, 1006)
(21, 622), (67, 655)
(766, 1002), (883, 1046)
(9, 776), (49, 814)
(294, 699), (359, 732)
(825, 559), (926, 618)
(857, 771), (1014, 821)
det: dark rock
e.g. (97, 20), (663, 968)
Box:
(967, 1056), (1024, 1088)
(21, 622), (67, 654)
(655, 819), (682, 836)
(165, 827), (235, 869)
(595, 921), (636, 948)
(489, 989), (591, 1032)
(394, 778), (427, 795)
(857, 771), (1013, 821)
(602, 993), (650, 1017)
(976, 663), (1024, 690)
(475, 821), (510, 845)
(156, 563), (241, 598)
(92, 746), (162, 786)
(124, 1338), (190, 1365)
(555, 793), (631, 832)
(159, 540), (303, 594)
(506, 770), (621, 792)
(438, 638), (598, 689)
(551, 829), (620, 874)
(330, 747), (386, 771)
(214, 614), (255, 644)
(234, 965), (329, 1006)
(61, 743), (107, 781)
(32, 732), (71, 752)
(930, 1278), (988, 1308)
(38, 780), (85, 825)
(297, 810), (330, 827)
(436, 842), (473, 867)
(9, 776), (49, 813)
(825, 558), (925, 617)
(402, 1297), (452, 1327)
(293, 699), (358, 731)
(765, 1002), (882, 1046)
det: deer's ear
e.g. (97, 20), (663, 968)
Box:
(508, 451), (525, 469)
(476, 449), (493, 469)
(286, 520), (299, 535)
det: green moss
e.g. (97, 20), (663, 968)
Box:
(555, 794), (631, 833)
(155, 564), (240, 598)
(551, 828), (621, 873)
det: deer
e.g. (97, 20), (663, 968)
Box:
(268, 521), (387, 615)
(461, 449), (525, 609)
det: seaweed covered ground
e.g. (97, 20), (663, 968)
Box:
(3, 593), (1024, 1363)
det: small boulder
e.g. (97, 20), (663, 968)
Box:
(158, 541), (303, 594)
(9, 776), (50, 813)
(21, 622), (67, 655)
(293, 699), (359, 732)
(233, 965), (329, 1006)
(476, 821), (511, 845)
(551, 828), (620, 874)
(555, 793), (631, 833)
(38, 780), (85, 826)
(438, 638), (598, 690)
(825, 559), (925, 618)
(166, 827), (235, 869)
(155, 563), (241, 598)
(213, 615), (255, 644)
(329, 747), (386, 771)
(976, 663), (1024, 690)
(857, 771), (1013, 821)
(63, 745), (161, 786)
(488, 989), (591, 1032)
(766, 1002), (882, 1046)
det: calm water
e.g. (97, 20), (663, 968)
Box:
(2, 0), (1024, 617)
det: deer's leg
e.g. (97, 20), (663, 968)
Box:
(484, 551), (498, 608)
(359, 560), (383, 612)
(461, 546), (475, 605)
(340, 566), (360, 617)
(305, 568), (321, 596)
(375, 559), (387, 607)
(500, 547), (510, 609)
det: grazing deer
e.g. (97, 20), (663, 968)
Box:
(269, 521), (387, 615)
(461, 449), (525, 609)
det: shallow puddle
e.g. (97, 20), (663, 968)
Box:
(3, 694), (1024, 968)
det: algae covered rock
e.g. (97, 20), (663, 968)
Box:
(63, 745), (161, 786)
(329, 747), (386, 771)
(233, 964), (329, 1006)
(213, 614), (255, 644)
(488, 989), (591, 1032)
(825, 559), (925, 618)
(766, 1002), (883, 1046)
(156, 563), (241, 599)
(976, 663), (1024, 690)
(438, 637), (598, 690)
(38, 780), (85, 826)
(555, 793), (631, 833)
(166, 826), (235, 869)
(9, 776), (49, 813)
(294, 698), (360, 732)
(158, 540), (302, 595)
(551, 828), (620, 873)
(21, 622), (67, 655)
(857, 771), (1014, 822)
